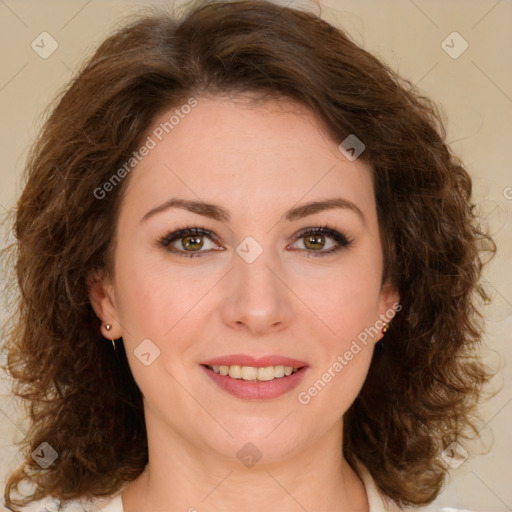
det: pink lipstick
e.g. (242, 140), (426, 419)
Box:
(200, 354), (309, 400)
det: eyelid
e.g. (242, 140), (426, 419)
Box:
(158, 224), (353, 257)
(160, 226), (220, 247)
(289, 225), (353, 252)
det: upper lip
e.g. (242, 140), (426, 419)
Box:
(201, 354), (308, 368)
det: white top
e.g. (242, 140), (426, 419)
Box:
(17, 463), (404, 511)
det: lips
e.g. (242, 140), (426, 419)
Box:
(200, 354), (308, 368)
(199, 354), (309, 400)
(201, 365), (308, 400)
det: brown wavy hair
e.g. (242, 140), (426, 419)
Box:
(2, 0), (497, 509)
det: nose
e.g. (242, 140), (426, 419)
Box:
(220, 246), (294, 336)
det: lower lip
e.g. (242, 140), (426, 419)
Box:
(201, 365), (308, 400)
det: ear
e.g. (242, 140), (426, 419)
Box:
(376, 279), (401, 342)
(87, 269), (122, 340)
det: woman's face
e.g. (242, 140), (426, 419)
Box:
(91, 94), (399, 464)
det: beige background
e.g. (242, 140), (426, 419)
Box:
(1, 0), (511, 510)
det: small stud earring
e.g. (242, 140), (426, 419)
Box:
(104, 324), (118, 356)
(382, 322), (389, 334)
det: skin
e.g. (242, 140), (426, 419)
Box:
(89, 93), (400, 512)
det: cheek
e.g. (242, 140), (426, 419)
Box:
(112, 235), (188, 333)
(296, 322), (376, 420)
(112, 245), (211, 371)
(115, 274), (169, 338)
(292, 258), (382, 411)
(299, 258), (383, 340)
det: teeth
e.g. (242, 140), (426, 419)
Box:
(228, 365), (242, 379)
(274, 365), (285, 378)
(208, 364), (300, 381)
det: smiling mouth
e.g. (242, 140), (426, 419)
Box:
(203, 364), (303, 381)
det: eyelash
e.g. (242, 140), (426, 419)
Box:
(157, 224), (353, 259)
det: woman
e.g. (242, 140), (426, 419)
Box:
(2, 0), (496, 511)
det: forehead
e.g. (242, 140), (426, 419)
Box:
(120, 94), (375, 223)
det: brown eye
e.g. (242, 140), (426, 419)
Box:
(303, 234), (328, 251)
(180, 235), (204, 251)
(159, 227), (222, 258)
(290, 227), (353, 256)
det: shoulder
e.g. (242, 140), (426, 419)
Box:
(9, 493), (123, 512)
(8, 496), (86, 511)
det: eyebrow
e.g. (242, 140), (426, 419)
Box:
(141, 197), (366, 225)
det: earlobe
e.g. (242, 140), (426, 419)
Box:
(377, 280), (401, 341)
(87, 269), (122, 339)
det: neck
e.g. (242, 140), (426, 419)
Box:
(121, 416), (369, 512)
